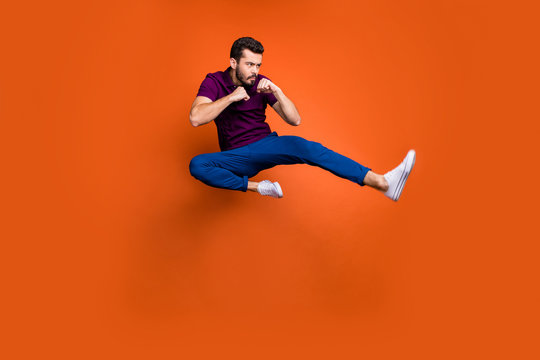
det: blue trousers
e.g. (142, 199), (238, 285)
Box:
(189, 132), (372, 192)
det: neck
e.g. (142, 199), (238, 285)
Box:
(229, 67), (242, 86)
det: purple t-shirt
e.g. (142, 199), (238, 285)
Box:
(196, 67), (278, 151)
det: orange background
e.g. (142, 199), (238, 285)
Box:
(1, 0), (539, 358)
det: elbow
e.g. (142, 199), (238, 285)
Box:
(287, 116), (301, 126)
(189, 112), (200, 127)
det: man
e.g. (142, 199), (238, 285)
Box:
(189, 37), (415, 201)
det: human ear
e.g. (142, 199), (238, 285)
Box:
(230, 58), (237, 69)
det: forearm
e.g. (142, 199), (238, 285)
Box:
(274, 89), (301, 126)
(190, 95), (234, 127)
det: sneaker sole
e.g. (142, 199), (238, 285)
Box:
(392, 150), (416, 201)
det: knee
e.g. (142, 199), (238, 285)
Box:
(189, 155), (210, 180)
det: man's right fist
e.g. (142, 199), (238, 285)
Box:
(229, 86), (250, 102)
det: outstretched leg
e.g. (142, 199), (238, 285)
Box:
(248, 135), (374, 186)
(246, 134), (415, 201)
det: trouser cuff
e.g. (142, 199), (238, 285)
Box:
(242, 175), (249, 192)
(359, 167), (372, 186)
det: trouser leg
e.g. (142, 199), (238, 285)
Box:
(248, 134), (372, 186)
(189, 147), (255, 192)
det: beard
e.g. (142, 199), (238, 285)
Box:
(236, 67), (256, 88)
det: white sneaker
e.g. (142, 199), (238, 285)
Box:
(383, 150), (416, 201)
(257, 180), (283, 198)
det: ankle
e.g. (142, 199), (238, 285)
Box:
(247, 181), (259, 192)
(379, 176), (389, 192)
(364, 171), (388, 191)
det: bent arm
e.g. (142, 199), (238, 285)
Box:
(271, 89), (301, 126)
(189, 95), (234, 127)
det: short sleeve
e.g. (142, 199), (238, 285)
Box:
(196, 75), (218, 101)
(266, 92), (278, 107)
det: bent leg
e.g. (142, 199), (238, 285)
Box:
(189, 149), (256, 192)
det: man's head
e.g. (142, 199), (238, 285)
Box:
(230, 37), (264, 88)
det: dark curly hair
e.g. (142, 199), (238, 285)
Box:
(230, 37), (264, 62)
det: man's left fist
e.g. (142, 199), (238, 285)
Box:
(257, 78), (280, 94)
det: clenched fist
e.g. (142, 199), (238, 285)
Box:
(257, 78), (280, 94)
(229, 86), (250, 102)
